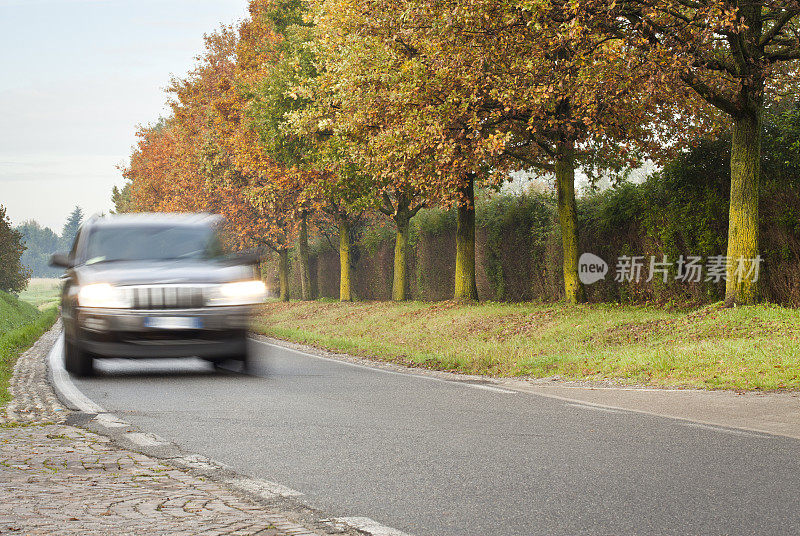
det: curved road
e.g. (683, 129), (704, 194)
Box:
(70, 338), (800, 535)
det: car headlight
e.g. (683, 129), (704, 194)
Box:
(78, 283), (133, 308)
(207, 280), (267, 306)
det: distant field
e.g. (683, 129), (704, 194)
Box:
(18, 278), (61, 310)
(256, 300), (800, 391)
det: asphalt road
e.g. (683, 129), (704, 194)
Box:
(72, 339), (800, 536)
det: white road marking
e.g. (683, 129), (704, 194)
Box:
(509, 384), (778, 439)
(567, 402), (623, 414)
(226, 476), (304, 498)
(333, 517), (414, 536)
(48, 334), (105, 413)
(254, 338), (516, 395)
(682, 422), (761, 437)
(125, 432), (170, 447)
(464, 383), (517, 394)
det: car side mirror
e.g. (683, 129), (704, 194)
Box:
(49, 253), (73, 268)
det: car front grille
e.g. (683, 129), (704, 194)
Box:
(129, 285), (209, 309)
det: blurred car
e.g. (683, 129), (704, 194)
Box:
(50, 213), (266, 376)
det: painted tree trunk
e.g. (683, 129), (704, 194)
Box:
(278, 248), (290, 302)
(392, 216), (410, 301)
(725, 112), (761, 305)
(338, 216), (353, 302)
(298, 213), (313, 300)
(454, 175), (479, 301)
(555, 141), (585, 304)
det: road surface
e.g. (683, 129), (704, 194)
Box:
(70, 338), (800, 535)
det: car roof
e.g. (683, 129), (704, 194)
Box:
(86, 213), (224, 228)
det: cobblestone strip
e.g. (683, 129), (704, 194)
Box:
(2, 321), (67, 425)
(0, 323), (323, 536)
(0, 424), (312, 535)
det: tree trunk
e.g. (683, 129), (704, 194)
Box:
(338, 215), (353, 302)
(555, 140), (585, 304)
(392, 214), (411, 301)
(298, 213), (313, 300)
(454, 175), (479, 301)
(278, 248), (290, 302)
(725, 111), (761, 305)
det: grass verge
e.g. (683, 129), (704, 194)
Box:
(255, 300), (800, 391)
(0, 290), (59, 405)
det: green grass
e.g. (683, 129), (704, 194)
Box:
(0, 289), (41, 333)
(18, 278), (62, 310)
(1, 290), (59, 405)
(254, 300), (800, 391)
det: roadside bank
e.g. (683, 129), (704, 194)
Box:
(255, 300), (800, 391)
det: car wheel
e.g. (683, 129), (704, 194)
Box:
(64, 338), (94, 377)
(231, 337), (250, 373)
(221, 347), (250, 373)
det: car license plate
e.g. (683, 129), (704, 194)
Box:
(144, 317), (202, 330)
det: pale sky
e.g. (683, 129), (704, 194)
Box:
(0, 0), (248, 231)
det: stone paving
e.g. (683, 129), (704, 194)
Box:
(0, 324), (322, 536)
(2, 323), (66, 425)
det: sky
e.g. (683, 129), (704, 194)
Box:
(0, 0), (249, 231)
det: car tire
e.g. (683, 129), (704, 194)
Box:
(65, 338), (94, 377)
(231, 337), (250, 373)
(230, 349), (250, 373)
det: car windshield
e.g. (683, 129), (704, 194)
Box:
(84, 225), (224, 264)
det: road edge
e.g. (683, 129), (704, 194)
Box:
(254, 333), (800, 441)
(46, 328), (414, 536)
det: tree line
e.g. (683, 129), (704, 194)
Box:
(0, 206), (84, 292)
(118, 0), (800, 305)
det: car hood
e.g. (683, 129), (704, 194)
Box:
(75, 260), (255, 286)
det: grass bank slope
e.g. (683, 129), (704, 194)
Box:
(1, 291), (58, 405)
(255, 300), (800, 391)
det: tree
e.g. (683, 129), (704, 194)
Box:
(610, 1), (800, 305)
(309, 15), (433, 300)
(0, 206), (30, 293)
(243, 0), (321, 300)
(61, 206), (84, 251)
(110, 182), (133, 214)
(16, 221), (61, 278)
(261, 0), (381, 302)
(310, 0), (521, 301)
(347, 0), (694, 304)
(126, 17), (306, 301)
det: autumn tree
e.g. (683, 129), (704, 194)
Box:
(241, 0), (321, 300)
(606, 1), (800, 305)
(308, 22), (434, 300)
(165, 20), (303, 300)
(344, 0), (696, 304)
(242, 0), (379, 302)
(310, 0), (522, 301)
